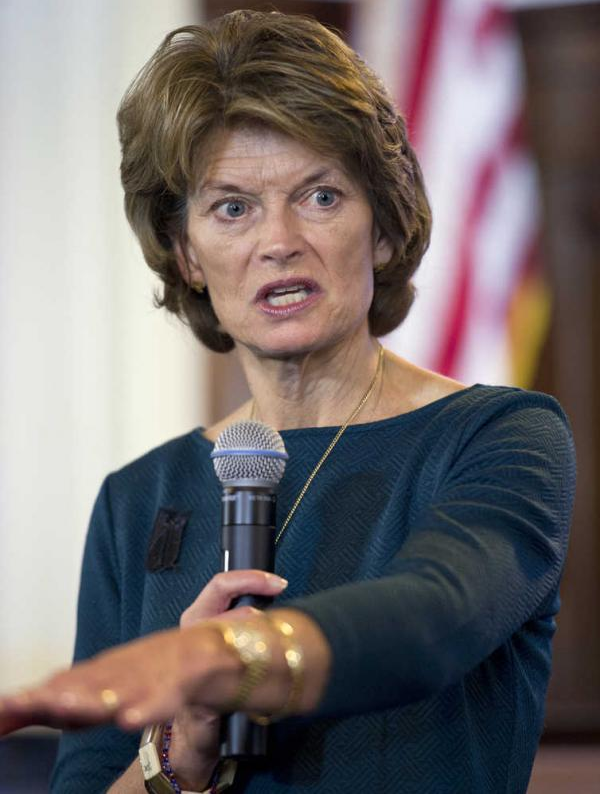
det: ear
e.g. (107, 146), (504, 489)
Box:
(373, 228), (394, 268)
(173, 234), (205, 287)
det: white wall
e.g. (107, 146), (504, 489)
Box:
(0, 0), (206, 692)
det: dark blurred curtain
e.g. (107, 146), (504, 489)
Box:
(517, 0), (600, 736)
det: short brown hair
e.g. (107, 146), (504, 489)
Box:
(117, 10), (431, 353)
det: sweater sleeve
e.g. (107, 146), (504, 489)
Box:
(290, 396), (576, 719)
(50, 476), (140, 794)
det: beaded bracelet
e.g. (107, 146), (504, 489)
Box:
(161, 722), (183, 794)
(140, 720), (237, 794)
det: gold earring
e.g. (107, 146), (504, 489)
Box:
(374, 263), (386, 273)
(192, 281), (206, 294)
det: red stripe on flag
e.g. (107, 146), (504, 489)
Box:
(433, 111), (524, 376)
(474, 5), (509, 51)
(405, 0), (443, 148)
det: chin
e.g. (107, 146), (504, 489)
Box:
(243, 329), (331, 360)
(253, 342), (321, 361)
(248, 327), (364, 362)
(229, 310), (368, 359)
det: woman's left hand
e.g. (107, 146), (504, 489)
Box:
(0, 604), (331, 736)
(0, 623), (240, 734)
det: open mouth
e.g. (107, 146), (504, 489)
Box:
(265, 284), (312, 307)
(256, 278), (321, 313)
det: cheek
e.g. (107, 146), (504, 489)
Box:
(331, 223), (375, 282)
(192, 236), (246, 293)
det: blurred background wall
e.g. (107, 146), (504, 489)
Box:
(0, 0), (206, 694)
(1, 0), (598, 792)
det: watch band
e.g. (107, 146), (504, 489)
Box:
(250, 615), (305, 725)
(209, 621), (272, 712)
(204, 759), (238, 794)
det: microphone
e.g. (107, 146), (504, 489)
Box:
(211, 419), (288, 758)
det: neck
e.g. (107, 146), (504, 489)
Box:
(237, 331), (384, 431)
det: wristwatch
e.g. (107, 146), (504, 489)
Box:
(139, 724), (237, 794)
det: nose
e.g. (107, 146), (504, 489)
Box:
(257, 204), (304, 267)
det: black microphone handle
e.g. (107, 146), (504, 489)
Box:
(220, 489), (277, 759)
(224, 523), (276, 611)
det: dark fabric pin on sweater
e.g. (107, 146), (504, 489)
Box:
(146, 508), (191, 572)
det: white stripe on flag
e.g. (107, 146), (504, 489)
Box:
(362, 0), (541, 385)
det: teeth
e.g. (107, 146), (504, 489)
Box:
(267, 289), (309, 307)
(271, 284), (306, 295)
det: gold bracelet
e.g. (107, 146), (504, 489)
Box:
(251, 614), (305, 725)
(210, 621), (272, 712)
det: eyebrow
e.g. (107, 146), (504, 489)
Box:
(198, 168), (339, 197)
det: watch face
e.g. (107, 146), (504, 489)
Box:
(139, 729), (178, 794)
(139, 741), (162, 779)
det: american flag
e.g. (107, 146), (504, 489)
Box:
(356, 0), (549, 386)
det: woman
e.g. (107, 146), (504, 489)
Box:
(0, 10), (575, 794)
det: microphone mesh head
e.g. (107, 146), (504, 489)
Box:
(211, 420), (288, 485)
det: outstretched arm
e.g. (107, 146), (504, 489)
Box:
(0, 604), (330, 735)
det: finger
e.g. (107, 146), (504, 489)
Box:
(2, 657), (151, 731)
(0, 699), (37, 736)
(181, 570), (288, 627)
(0, 627), (198, 733)
(0, 686), (110, 732)
(219, 605), (262, 621)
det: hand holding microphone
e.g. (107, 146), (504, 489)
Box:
(170, 418), (290, 779)
(167, 569), (289, 791)
(0, 419), (330, 793)
(210, 419), (288, 758)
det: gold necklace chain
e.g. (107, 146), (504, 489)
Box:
(251, 344), (385, 547)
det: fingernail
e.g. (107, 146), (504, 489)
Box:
(267, 574), (288, 589)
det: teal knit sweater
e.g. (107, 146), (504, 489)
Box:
(50, 385), (575, 793)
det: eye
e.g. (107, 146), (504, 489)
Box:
(313, 189), (338, 207)
(223, 199), (246, 218)
(212, 198), (248, 220)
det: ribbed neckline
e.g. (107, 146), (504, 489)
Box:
(193, 383), (485, 446)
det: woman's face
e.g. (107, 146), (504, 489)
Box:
(178, 126), (392, 358)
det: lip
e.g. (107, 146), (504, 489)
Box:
(255, 277), (322, 317)
(255, 277), (321, 302)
